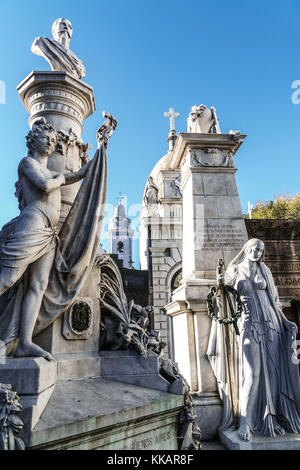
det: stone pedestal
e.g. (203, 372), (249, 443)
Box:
(166, 132), (248, 439)
(219, 428), (300, 450)
(99, 350), (171, 392)
(1, 350), (184, 448)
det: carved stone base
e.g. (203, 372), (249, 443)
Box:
(193, 392), (223, 441)
(219, 427), (300, 450)
(28, 377), (184, 450)
(99, 350), (171, 392)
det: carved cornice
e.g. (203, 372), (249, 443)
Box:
(189, 148), (235, 168)
(17, 71), (95, 131)
(170, 133), (247, 170)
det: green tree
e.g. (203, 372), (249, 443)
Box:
(246, 194), (300, 219)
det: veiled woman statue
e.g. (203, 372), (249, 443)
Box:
(143, 176), (159, 216)
(207, 238), (300, 441)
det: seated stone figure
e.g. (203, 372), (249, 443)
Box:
(31, 18), (86, 79)
(0, 118), (89, 360)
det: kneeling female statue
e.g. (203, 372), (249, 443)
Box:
(208, 238), (300, 441)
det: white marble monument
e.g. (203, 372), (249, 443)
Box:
(163, 107), (249, 439)
(0, 19), (190, 451)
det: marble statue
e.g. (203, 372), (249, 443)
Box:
(31, 18), (86, 79)
(0, 113), (114, 360)
(0, 118), (89, 360)
(187, 104), (221, 134)
(143, 176), (159, 216)
(207, 239), (300, 441)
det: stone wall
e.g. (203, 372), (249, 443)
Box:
(246, 219), (300, 331)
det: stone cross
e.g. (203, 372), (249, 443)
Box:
(164, 107), (180, 132)
(247, 201), (254, 219)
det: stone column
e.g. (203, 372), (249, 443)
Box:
(17, 71), (95, 223)
(165, 132), (248, 439)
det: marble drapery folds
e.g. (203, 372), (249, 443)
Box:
(31, 37), (86, 79)
(0, 143), (107, 348)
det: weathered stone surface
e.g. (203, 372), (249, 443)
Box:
(219, 428), (300, 450)
(246, 219), (300, 310)
(194, 393), (223, 440)
(29, 378), (184, 450)
(99, 351), (171, 392)
(0, 357), (57, 395)
(55, 352), (101, 381)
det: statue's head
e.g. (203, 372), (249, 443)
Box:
(26, 118), (58, 157)
(52, 18), (73, 46)
(190, 105), (198, 117)
(244, 238), (265, 262)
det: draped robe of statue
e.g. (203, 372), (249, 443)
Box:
(32, 36), (86, 79)
(207, 260), (300, 437)
(0, 143), (107, 350)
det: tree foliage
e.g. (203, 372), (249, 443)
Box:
(246, 194), (300, 219)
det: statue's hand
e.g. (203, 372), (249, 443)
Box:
(77, 160), (91, 178)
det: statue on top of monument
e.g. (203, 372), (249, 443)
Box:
(31, 18), (86, 79)
(143, 176), (159, 216)
(187, 104), (221, 134)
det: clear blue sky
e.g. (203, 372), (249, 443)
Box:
(1, 0), (300, 266)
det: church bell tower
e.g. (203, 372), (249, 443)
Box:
(108, 196), (134, 268)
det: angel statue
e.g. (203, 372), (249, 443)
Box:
(187, 104), (221, 134)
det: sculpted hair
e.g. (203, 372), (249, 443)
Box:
(26, 118), (58, 155)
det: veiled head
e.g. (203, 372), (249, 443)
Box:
(52, 18), (73, 42)
(244, 239), (265, 262)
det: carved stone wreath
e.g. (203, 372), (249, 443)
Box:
(63, 297), (93, 340)
(190, 149), (235, 168)
(70, 301), (92, 334)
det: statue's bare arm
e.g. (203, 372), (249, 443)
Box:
(20, 158), (91, 191)
(63, 160), (91, 185)
(19, 158), (65, 193)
